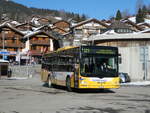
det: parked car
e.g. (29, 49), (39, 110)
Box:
(119, 72), (131, 83)
(0, 59), (12, 78)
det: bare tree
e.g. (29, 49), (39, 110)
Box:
(122, 9), (131, 18)
(136, 0), (144, 13)
(59, 9), (67, 20)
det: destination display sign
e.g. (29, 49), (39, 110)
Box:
(81, 47), (117, 55)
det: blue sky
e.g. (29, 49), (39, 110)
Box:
(12, 0), (150, 20)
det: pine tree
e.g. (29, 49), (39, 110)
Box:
(142, 5), (148, 17)
(115, 10), (122, 20)
(136, 8), (145, 23)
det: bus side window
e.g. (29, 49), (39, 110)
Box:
(84, 64), (89, 73)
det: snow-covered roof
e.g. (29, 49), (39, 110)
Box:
(10, 21), (21, 26)
(138, 28), (150, 33)
(71, 18), (109, 28)
(144, 18), (150, 24)
(0, 22), (24, 35)
(31, 17), (41, 26)
(55, 17), (62, 20)
(22, 30), (57, 40)
(128, 17), (136, 23)
(87, 33), (150, 41)
(126, 16), (150, 25)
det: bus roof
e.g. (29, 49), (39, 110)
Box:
(45, 46), (78, 54)
(57, 46), (78, 52)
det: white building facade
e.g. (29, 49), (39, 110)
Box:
(88, 33), (150, 81)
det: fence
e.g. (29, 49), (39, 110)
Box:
(10, 65), (41, 77)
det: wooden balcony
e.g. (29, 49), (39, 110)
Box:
(30, 40), (50, 46)
(29, 50), (42, 56)
(29, 49), (50, 56)
(0, 43), (24, 48)
(0, 35), (15, 39)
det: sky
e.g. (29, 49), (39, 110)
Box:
(12, 0), (150, 20)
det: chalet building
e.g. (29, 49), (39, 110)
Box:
(87, 33), (150, 81)
(0, 22), (25, 61)
(109, 21), (133, 34)
(21, 30), (59, 63)
(37, 18), (50, 25)
(51, 26), (68, 35)
(53, 20), (70, 32)
(30, 16), (58, 26)
(70, 18), (109, 46)
(15, 22), (36, 32)
(122, 19), (143, 31)
(31, 25), (65, 47)
(145, 12), (150, 19)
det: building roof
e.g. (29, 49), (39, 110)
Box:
(22, 30), (57, 41)
(15, 22), (36, 28)
(71, 18), (109, 28)
(110, 21), (131, 29)
(137, 22), (150, 28)
(51, 26), (68, 33)
(0, 22), (24, 36)
(53, 20), (71, 26)
(122, 19), (143, 31)
(138, 28), (150, 33)
(87, 33), (150, 42)
(32, 25), (52, 31)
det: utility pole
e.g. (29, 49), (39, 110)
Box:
(2, 30), (5, 60)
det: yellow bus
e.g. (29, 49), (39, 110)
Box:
(41, 46), (120, 91)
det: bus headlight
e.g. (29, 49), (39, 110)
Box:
(81, 81), (87, 84)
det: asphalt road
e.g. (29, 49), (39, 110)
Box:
(0, 75), (150, 113)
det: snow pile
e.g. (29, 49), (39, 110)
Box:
(7, 77), (28, 80)
(121, 81), (150, 86)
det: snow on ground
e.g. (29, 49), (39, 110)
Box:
(121, 81), (150, 86)
(7, 77), (28, 80)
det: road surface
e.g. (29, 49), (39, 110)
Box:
(0, 75), (150, 113)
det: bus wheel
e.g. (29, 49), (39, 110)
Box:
(48, 76), (53, 88)
(66, 77), (72, 92)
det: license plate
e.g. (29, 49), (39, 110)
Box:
(99, 86), (104, 88)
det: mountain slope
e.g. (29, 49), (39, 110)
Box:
(0, 0), (87, 23)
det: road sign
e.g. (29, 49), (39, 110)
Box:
(0, 51), (10, 55)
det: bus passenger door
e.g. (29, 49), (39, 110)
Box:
(74, 64), (79, 88)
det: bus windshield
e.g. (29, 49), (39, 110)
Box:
(80, 55), (118, 78)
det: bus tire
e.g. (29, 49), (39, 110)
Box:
(66, 77), (72, 92)
(48, 76), (53, 88)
